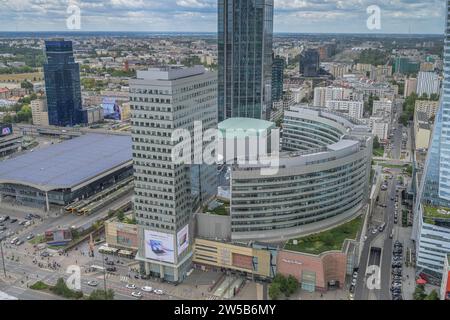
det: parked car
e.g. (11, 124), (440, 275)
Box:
(26, 234), (34, 240)
(15, 240), (24, 246)
(153, 289), (163, 295)
(106, 267), (117, 272)
(9, 218), (17, 223)
(87, 280), (99, 287)
(125, 284), (136, 289)
(10, 237), (18, 244)
(131, 291), (142, 298)
(141, 286), (153, 292)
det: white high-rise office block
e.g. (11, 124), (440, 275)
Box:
(417, 71), (441, 97)
(325, 99), (364, 119)
(130, 66), (217, 283)
(313, 86), (355, 107)
(373, 99), (393, 116)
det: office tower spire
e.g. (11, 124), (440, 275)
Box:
(218, 0), (274, 122)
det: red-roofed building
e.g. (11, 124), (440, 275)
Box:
(0, 87), (10, 99)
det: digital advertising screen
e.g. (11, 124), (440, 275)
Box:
(44, 229), (72, 245)
(177, 224), (189, 256)
(0, 123), (12, 137)
(144, 230), (175, 263)
(102, 97), (121, 120)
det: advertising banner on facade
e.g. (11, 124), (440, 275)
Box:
(102, 97), (121, 120)
(0, 123), (12, 137)
(144, 230), (175, 263)
(177, 224), (189, 256)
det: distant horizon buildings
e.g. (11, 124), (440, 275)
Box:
(218, 0), (274, 121)
(43, 39), (84, 126)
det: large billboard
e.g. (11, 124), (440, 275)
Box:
(102, 97), (121, 120)
(45, 229), (72, 246)
(177, 224), (189, 256)
(0, 123), (12, 137)
(144, 230), (175, 263)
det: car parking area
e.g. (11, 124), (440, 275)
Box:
(391, 241), (403, 300)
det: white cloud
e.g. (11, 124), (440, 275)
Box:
(0, 0), (445, 33)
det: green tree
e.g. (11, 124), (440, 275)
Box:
(51, 278), (83, 299)
(285, 275), (299, 296)
(425, 289), (439, 300)
(16, 104), (32, 123)
(404, 164), (413, 176)
(21, 80), (33, 90)
(88, 289), (115, 300)
(273, 274), (288, 292)
(429, 93), (439, 101)
(373, 136), (380, 149)
(268, 282), (282, 300)
(413, 284), (427, 300)
(117, 210), (125, 222)
(2, 113), (14, 123)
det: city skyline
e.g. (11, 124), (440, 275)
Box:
(0, 0), (446, 34)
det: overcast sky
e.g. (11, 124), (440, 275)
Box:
(0, 0), (446, 34)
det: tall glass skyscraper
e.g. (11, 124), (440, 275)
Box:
(272, 55), (285, 102)
(299, 49), (320, 77)
(413, 1), (450, 281)
(218, 0), (274, 122)
(44, 40), (83, 126)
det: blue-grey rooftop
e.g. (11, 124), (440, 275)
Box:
(0, 133), (132, 191)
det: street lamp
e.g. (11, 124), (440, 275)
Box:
(0, 236), (6, 278)
(101, 252), (108, 299)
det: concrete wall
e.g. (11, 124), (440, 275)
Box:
(276, 250), (347, 292)
(195, 212), (231, 241)
(105, 219), (138, 250)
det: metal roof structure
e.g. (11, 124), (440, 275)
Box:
(0, 133), (132, 192)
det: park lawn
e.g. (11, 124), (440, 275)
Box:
(29, 234), (45, 245)
(284, 216), (363, 255)
(423, 205), (450, 220)
(373, 148), (385, 157)
(380, 163), (407, 169)
(208, 205), (229, 216)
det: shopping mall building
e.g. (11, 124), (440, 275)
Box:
(229, 106), (373, 241)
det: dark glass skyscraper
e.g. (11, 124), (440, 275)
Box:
(300, 49), (320, 77)
(272, 55), (285, 102)
(218, 0), (274, 122)
(44, 40), (83, 126)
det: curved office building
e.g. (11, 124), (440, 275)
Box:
(230, 106), (373, 242)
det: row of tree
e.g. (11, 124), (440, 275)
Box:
(413, 284), (439, 300)
(268, 274), (299, 300)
